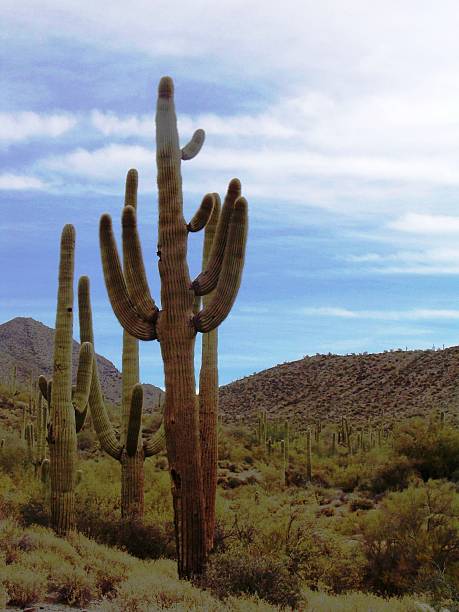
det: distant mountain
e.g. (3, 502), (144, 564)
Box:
(0, 317), (163, 410)
(219, 347), (459, 425)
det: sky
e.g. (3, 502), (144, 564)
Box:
(3, 1), (459, 388)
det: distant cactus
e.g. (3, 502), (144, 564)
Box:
(25, 422), (34, 463)
(280, 439), (286, 486)
(10, 364), (17, 396)
(306, 429), (312, 481)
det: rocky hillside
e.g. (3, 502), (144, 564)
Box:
(219, 347), (459, 426)
(0, 317), (163, 409)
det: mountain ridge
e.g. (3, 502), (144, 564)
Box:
(219, 345), (459, 425)
(0, 317), (163, 409)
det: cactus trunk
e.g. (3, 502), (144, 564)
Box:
(49, 225), (77, 535)
(198, 199), (220, 553)
(121, 329), (144, 519)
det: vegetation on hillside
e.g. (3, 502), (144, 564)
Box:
(0, 378), (456, 610)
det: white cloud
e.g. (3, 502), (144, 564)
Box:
(389, 213), (459, 235)
(299, 307), (459, 321)
(90, 111), (153, 138)
(41, 144), (154, 183)
(0, 112), (76, 145)
(0, 173), (47, 190)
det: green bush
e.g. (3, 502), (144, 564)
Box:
(0, 565), (46, 607)
(205, 549), (301, 608)
(366, 454), (416, 494)
(362, 479), (459, 596)
(394, 419), (459, 481)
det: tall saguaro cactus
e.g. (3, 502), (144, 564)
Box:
(47, 225), (93, 534)
(99, 76), (248, 578)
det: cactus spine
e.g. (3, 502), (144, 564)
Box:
(99, 77), (248, 578)
(47, 225), (93, 535)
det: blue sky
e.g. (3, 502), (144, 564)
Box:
(3, 1), (459, 388)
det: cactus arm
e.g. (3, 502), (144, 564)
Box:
(122, 205), (159, 322)
(87, 360), (122, 459)
(193, 196), (248, 333)
(78, 275), (122, 460)
(124, 168), (138, 208)
(72, 342), (93, 413)
(187, 193), (215, 233)
(38, 375), (49, 401)
(181, 128), (205, 160)
(144, 421), (166, 457)
(198, 194), (220, 551)
(125, 383), (143, 457)
(100, 213), (157, 340)
(191, 181), (240, 295)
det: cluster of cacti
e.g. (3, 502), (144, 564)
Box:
(257, 411), (290, 450)
(98, 76), (248, 578)
(79, 170), (165, 520)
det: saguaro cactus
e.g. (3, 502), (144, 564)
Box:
(45, 225), (93, 534)
(99, 76), (248, 578)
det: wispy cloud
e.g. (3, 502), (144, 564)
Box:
(0, 173), (47, 190)
(389, 213), (459, 235)
(0, 112), (76, 145)
(299, 307), (459, 321)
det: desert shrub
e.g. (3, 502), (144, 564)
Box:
(0, 565), (46, 606)
(366, 454), (416, 494)
(20, 498), (49, 527)
(68, 532), (136, 598)
(51, 564), (96, 606)
(77, 428), (97, 451)
(394, 419), (459, 481)
(302, 588), (434, 611)
(362, 479), (459, 596)
(205, 548), (301, 608)
(0, 435), (28, 473)
(0, 584), (7, 609)
(109, 561), (222, 612)
(333, 462), (368, 492)
(349, 497), (374, 511)
(285, 518), (366, 593)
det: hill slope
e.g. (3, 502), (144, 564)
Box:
(219, 347), (459, 425)
(0, 317), (162, 408)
